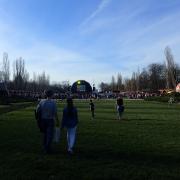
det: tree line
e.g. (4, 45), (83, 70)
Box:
(0, 54), (70, 93)
(0, 46), (180, 93)
(99, 47), (180, 92)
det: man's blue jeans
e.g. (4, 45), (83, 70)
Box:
(42, 119), (54, 153)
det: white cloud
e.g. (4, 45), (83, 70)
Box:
(0, 0), (180, 86)
(79, 4), (146, 35)
(80, 0), (111, 28)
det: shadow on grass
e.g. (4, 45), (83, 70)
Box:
(74, 148), (180, 167)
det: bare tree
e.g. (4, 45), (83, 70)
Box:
(139, 68), (150, 91)
(148, 64), (161, 91)
(61, 81), (70, 92)
(117, 73), (123, 91)
(13, 57), (29, 90)
(2, 52), (10, 82)
(165, 46), (176, 89)
(131, 72), (137, 91)
(124, 78), (131, 91)
(99, 82), (111, 92)
(37, 72), (50, 91)
(111, 75), (116, 91)
(175, 64), (180, 83)
(0, 71), (3, 81)
(135, 68), (140, 91)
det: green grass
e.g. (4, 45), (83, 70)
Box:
(0, 99), (180, 180)
(0, 102), (36, 114)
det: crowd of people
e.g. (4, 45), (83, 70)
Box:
(35, 90), (125, 155)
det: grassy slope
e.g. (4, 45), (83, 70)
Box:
(0, 100), (180, 180)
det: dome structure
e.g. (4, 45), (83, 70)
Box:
(71, 80), (92, 94)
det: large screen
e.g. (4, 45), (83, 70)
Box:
(77, 85), (86, 92)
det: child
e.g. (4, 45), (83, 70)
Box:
(116, 97), (124, 120)
(89, 99), (95, 119)
(168, 97), (174, 105)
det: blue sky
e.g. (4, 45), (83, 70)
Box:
(0, 0), (180, 85)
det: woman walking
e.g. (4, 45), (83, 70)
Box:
(61, 98), (78, 154)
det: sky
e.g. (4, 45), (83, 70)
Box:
(0, 0), (180, 86)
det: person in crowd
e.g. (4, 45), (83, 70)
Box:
(168, 96), (174, 106)
(89, 99), (95, 119)
(61, 97), (78, 155)
(116, 96), (124, 120)
(36, 89), (59, 154)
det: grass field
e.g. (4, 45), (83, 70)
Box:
(0, 99), (180, 180)
(0, 102), (35, 114)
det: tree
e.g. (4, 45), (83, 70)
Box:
(13, 57), (29, 90)
(61, 81), (70, 92)
(2, 52), (10, 82)
(148, 63), (161, 91)
(0, 71), (3, 81)
(111, 75), (116, 91)
(37, 72), (50, 91)
(139, 68), (150, 91)
(175, 64), (180, 83)
(124, 78), (131, 91)
(117, 73), (123, 91)
(135, 68), (140, 91)
(99, 82), (110, 92)
(165, 46), (176, 89)
(131, 72), (137, 91)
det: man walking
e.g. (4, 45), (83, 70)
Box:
(36, 90), (59, 154)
